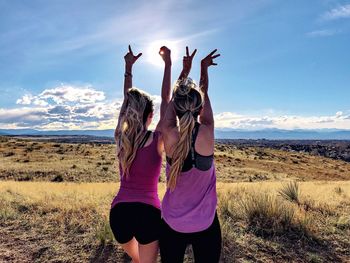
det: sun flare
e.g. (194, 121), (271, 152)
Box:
(146, 40), (180, 67)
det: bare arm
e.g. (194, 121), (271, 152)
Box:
(199, 49), (220, 129)
(163, 100), (177, 132)
(123, 45), (142, 96)
(115, 45), (142, 141)
(156, 46), (172, 131)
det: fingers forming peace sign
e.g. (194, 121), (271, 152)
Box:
(183, 46), (197, 73)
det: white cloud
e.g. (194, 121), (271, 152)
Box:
(214, 112), (350, 130)
(38, 85), (105, 104)
(1, 84), (161, 130)
(1, 84), (350, 130)
(16, 94), (33, 105)
(322, 4), (350, 20)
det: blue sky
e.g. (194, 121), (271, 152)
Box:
(0, 0), (350, 130)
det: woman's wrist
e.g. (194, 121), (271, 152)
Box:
(125, 64), (132, 77)
(181, 69), (189, 77)
(125, 64), (132, 72)
(201, 64), (209, 71)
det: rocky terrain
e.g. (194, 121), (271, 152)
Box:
(218, 139), (350, 162)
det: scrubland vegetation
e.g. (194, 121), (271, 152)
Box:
(1, 137), (350, 183)
(0, 137), (350, 262)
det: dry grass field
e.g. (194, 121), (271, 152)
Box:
(1, 181), (349, 262)
(1, 136), (350, 262)
(1, 137), (350, 183)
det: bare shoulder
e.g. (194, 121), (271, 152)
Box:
(195, 123), (214, 155)
(162, 126), (179, 157)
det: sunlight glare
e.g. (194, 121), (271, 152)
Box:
(146, 40), (180, 67)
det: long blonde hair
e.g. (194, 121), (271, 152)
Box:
(117, 88), (154, 177)
(168, 78), (203, 190)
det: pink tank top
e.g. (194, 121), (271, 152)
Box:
(161, 163), (217, 233)
(111, 131), (162, 209)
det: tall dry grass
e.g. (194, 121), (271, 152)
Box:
(1, 181), (350, 262)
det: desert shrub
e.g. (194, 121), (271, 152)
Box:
(25, 145), (34, 152)
(56, 148), (65, 154)
(241, 192), (314, 240)
(3, 151), (15, 157)
(95, 215), (114, 246)
(0, 204), (18, 221)
(278, 181), (300, 205)
(241, 193), (295, 237)
(307, 253), (323, 263)
(18, 175), (33, 181)
(335, 216), (350, 230)
(51, 175), (64, 182)
(334, 187), (343, 195)
(302, 197), (315, 211)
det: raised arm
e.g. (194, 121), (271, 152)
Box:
(178, 46), (197, 80)
(161, 46), (197, 133)
(115, 45), (142, 141)
(199, 49), (220, 128)
(123, 45), (142, 96)
(162, 100), (177, 132)
(156, 46), (172, 130)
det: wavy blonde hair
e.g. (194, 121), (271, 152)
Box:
(168, 78), (203, 190)
(116, 88), (154, 177)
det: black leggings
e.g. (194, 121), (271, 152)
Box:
(160, 212), (222, 263)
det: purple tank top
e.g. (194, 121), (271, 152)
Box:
(111, 131), (162, 209)
(161, 162), (218, 233)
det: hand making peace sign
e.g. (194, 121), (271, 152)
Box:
(183, 46), (197, 74)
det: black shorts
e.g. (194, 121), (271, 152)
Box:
(159, 212), (222, 263)
(109, 202), (161, 245)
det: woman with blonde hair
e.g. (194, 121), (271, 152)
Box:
(110, 45), (171, 263)
(160, 48), (222, 263)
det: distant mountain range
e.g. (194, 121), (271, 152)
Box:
(1, 128), (350, 140)
(215, 129), (350, 140)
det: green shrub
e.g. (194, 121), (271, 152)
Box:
(279, 181), (300, 205)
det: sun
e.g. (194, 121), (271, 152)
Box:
(146, 40), (180, 67)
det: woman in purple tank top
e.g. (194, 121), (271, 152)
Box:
(109, 45), (172, 263)
(160, 47), (222, 263)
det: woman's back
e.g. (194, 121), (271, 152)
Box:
(162, 123), (217, 233)
(163, 122), (214, 159)
(112, 131), (162, 209)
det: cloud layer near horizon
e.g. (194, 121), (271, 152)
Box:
(0, 84), (349, 131)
